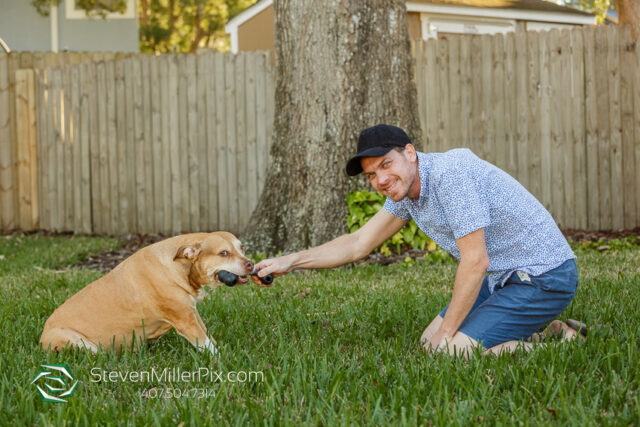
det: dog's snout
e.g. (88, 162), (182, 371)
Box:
(244, 259), (254, 271)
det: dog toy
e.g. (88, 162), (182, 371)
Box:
(217, 270), (273, 286)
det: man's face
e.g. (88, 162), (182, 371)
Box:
(361, 144), (420, 201)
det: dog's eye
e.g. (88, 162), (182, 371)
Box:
(219, 250), (229, 257)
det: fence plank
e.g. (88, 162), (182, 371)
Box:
(7, 54), (20, 229)
(607, 25), (623, 230)
(583, 26), (599, 229)
(35, 66), (47, 230)
(132, 57), (146, 232)
(235, 53), (248, 231)
(619, 25), (636, 229)
(160, 55), (173, 234)
(105, 60), (118, 235)
(595, 26), (612, 229)
(70, 65), (82, 231)
(493, 34), (506, 172)
(539, 30), (552, 214)
(124, 58), (137, 232)
(514, 32), (528, 189)
(169, 54), (182, 234)
(177, 54), (189, 232)
(245, 52), (259, 223)
(196, 50), (210, 231)
(448, 36), (461, 148)
(150, 55), (164, 233)
(115, 59), (129, 232)
(571, 28), (587, 230)
(186, 53), (199, 232)
(203, 51), (218, 230)
(62, 63), (73, 230)
(526, 31), (541, 201)
(469, 36), (483, 158)
(560, 30), (574, 228)
(79, 64), (92, 233)
(15, 69), (37, 230)
(0, 54), (13, 230)
(141, 55), (154, 234)
(635, 26), (640, 228)
(438, 38), (451, 154)
(504, 32), (517, 177)
(480, 35), (493, 162)
(548, 29), (564, 226)
(95, 61), (107, 234)
(224, 53), (238, 232)
(459, 36), (472, 150)
(53, 67), (64, 231)
(255, 52), (269, 201)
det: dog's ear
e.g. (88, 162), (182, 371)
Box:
(174, 244), (202, 262)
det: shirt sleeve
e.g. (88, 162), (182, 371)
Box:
(383, 197), (411, 220)
(435, 166), (490, 239)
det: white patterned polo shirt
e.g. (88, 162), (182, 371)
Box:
(383, 149), (576, 293)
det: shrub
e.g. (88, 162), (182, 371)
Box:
(347, 190), (445, 257)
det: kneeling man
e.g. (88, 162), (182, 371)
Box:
(255, 124), (579, 356)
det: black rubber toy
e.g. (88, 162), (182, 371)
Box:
(217, 270), (273, 286)
(252, 269), (274, 285)
(217, 270), (239, 287)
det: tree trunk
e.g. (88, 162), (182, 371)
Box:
(242, 0), (422, 254)
(616, 0), (640, 38)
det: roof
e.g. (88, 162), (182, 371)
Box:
(409, 0), (592, 16)
(227, 0), (594, 31)
(225, 0), (596, 52)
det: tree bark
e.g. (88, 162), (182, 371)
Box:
(242, 0), (422, 254)
(616, 0), (640, 38)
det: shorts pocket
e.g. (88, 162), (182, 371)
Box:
(536, 260), (578, 295)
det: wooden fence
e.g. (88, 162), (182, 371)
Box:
(414, 25), (640, 230)
(1, 50), (274, 235)
(0, 52), (133, 232)
(2, 25), (639, 234)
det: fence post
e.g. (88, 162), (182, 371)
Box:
(14, 69), (38, 230)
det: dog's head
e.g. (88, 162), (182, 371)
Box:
(173, 232), (253, 289)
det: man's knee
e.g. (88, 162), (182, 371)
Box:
(430, 331), (479, 358)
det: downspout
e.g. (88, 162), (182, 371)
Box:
(50, 2), (59, 52)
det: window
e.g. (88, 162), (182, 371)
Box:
(65, 0), (136, 20)
(420, 13), (516, 40)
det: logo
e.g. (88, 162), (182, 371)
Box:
(31, 364), (79, 403)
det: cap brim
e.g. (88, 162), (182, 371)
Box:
(345, 146), (395, 176)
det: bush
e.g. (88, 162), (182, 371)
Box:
(346, 190), (440, 256)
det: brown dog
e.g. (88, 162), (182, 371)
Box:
(40, 232), (266, 355)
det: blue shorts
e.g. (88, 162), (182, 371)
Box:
(439, 259), (578, 349)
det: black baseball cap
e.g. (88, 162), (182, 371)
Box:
(345, 124), (412, 176)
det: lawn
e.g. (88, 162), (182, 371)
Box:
(1, 233), (639, 425)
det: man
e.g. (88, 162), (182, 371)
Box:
(254, 124), (580, 356)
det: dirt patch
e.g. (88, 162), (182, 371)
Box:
(562, 228), (640, 242)
(72, 233), (165, 272)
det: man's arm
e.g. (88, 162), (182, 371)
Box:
(254, 209), (407, 278)
(426, 228), (489, 350)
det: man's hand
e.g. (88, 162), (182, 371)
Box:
(253, 255), (294, 280)
(423, 329), (454, 354)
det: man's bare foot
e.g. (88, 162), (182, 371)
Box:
(529, 320), (585, 343)
(547, 320), (584, 341)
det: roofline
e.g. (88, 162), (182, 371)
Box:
(406, 2), (596, 25)
(225, 0), (596, 53)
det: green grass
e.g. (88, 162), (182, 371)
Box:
(1, 234), (639, 425)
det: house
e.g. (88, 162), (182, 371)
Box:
(225, 0), (596, 54)
(0, 0), (139, 52)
